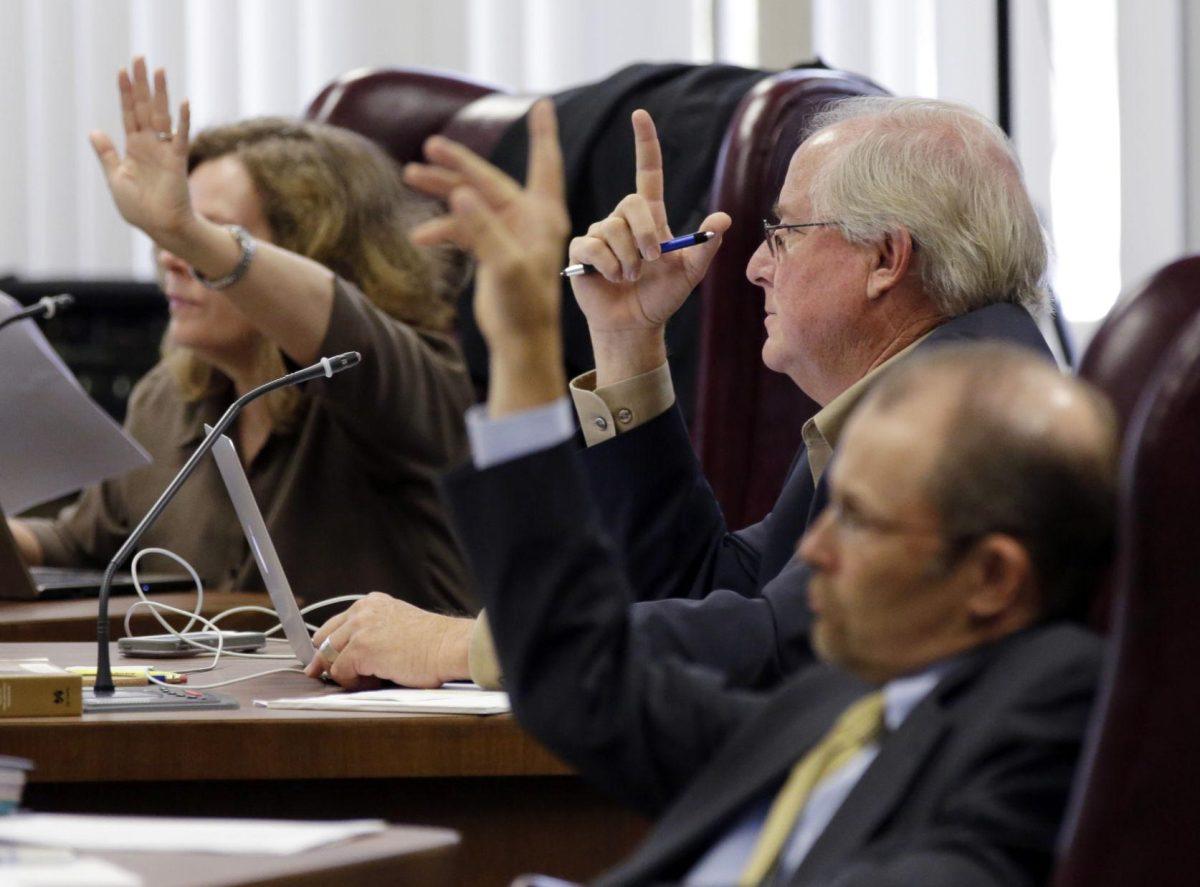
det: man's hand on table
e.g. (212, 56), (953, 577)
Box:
(305, 593), (472, 690)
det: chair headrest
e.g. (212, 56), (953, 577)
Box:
(305, 67), (500, 165)
(1079, 255), (1200, 434)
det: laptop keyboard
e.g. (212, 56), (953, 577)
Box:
(29, 566), (194, 598)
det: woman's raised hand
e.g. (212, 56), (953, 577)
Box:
(89, 56), (194, 245)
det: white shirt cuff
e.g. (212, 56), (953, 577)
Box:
(466, 397), (575, 469)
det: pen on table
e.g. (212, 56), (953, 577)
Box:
(561, 230), (716, 278)
(67, 666), (185, 685)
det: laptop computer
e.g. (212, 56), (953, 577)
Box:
(209, 430), (317, 667)
(0, 508), (195, 600)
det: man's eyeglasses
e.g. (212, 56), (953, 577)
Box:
(821, 496), (1018, 574)
(824, 497), (941, 539)
(761, 219), (838, 258)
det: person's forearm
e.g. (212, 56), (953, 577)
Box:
(7, 519), (44, 566)
(488, 330), (567, 418)
(434, 617), (474, 683)
(157, 216), (336, 365)
(591, 328), (668, 388)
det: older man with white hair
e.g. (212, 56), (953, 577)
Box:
(309, 95), (1058, 693)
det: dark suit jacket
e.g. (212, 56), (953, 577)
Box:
(582, 302), (1054, 688)
(443, 442), (1101, 886)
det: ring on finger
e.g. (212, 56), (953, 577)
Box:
(318, 637), (339, 664)
(155, 131), (173, 142)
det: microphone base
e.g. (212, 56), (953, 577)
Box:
(82, 685), (238, 713)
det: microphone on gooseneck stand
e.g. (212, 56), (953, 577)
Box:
(0, 294), (75, 332)
(84, 350), (362, 712)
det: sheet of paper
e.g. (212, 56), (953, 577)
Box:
(253, 686), (511, 715)
(0, 855), (141, 886)
(0, 814), (386, 856)
(0, 293), (150, 514)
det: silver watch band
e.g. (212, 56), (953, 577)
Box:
(194, 224), (256, 290)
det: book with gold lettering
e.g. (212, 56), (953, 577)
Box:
(0, 660), (82, 717)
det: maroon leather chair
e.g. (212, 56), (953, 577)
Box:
(694, 68), (886, 525)
(1074, 257), (1200, 629)
(305, 67), (533, 169)
(1078, 256), (1200, 434)
(1053, 287), (1200, 886)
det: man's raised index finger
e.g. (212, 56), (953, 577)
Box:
(631, 109), (665, 206)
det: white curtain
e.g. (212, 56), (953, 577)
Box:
(812, 0), (997, 114)
(0, 0), (738, 280)
(13, 0), (1184, 316)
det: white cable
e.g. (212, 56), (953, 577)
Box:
(203, 595), (367, 636)
(129, 547), (205, 635)
(123, 600), (297, 660)
(120, 546), (366, 690)
(122, 598), (299, 688)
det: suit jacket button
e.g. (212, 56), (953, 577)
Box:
(593, 416), (608, 430)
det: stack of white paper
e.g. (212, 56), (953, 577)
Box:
(253, 687), (511, 715)
(0, 293), (149, 513)
(0, 814), (386, 855)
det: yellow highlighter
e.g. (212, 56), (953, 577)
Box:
(67, 666), (186, 686)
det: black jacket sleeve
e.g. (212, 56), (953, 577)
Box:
(581, 405), (768, 602)
(442, 441), (762, 816)
(629, 557), (817, 689)
(581, 404), (824, 689)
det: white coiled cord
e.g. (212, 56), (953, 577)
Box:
(121, 547), (364, 689)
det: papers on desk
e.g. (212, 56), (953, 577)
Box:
(0, 853), (141, 886)
(253, 686), (511, 715)
(0, 813), (386, 856)
(0, 292), (149, 514)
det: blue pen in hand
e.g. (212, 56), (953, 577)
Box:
(561, 230), (716, 278)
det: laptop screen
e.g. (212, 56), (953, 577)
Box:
(208, 429), (316, 667)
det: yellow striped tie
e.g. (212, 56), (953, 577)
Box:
(738, 691), (886, 886)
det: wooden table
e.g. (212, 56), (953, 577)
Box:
(0, 642), (647, 886)
(0, 591), (270, 642)
(89, 826), (458, 885)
